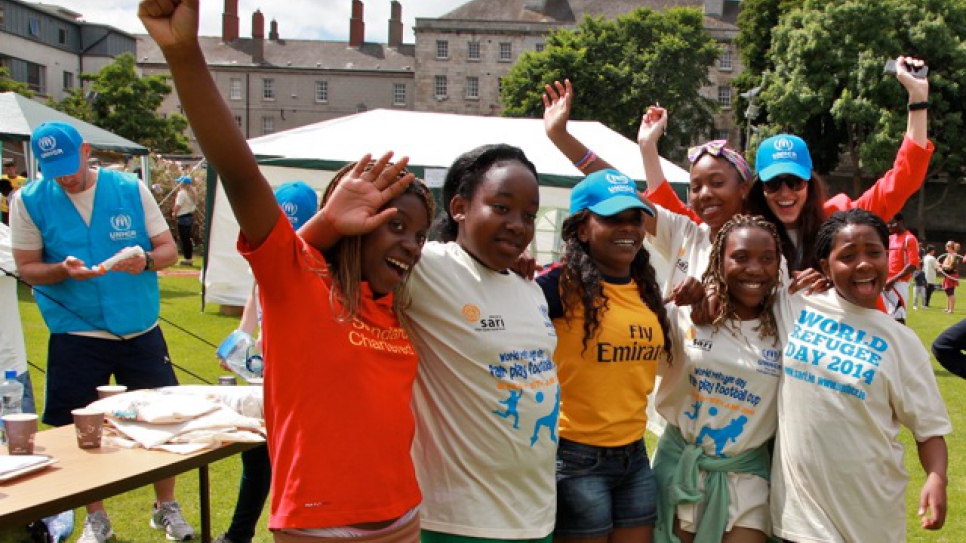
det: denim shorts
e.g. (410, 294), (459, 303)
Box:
(555, 438), (658, 537)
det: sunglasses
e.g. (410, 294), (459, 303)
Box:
(761, 175), (808, 194)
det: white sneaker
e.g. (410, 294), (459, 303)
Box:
(150, 501), (196, 541)
(78, 511), (114, 543)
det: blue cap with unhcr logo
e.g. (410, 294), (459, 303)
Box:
(31, 122), (84, 180)
(570, 169), (654, 217)
(755, 134), (813, 182)
(274, 181), (318, 228)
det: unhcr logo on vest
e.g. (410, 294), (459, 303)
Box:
(36, 135), (64, 160)
(109, 213), (137, 241)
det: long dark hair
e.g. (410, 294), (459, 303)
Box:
(558, 210), (673, 362)
(430, 144), (538, 242)
(746, 173), (827, 273)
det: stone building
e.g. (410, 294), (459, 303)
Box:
(137, 0), (416, 151)
(413, 0), (743, 145)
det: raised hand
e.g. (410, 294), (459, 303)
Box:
(319, 152), (415, 237)
(139, 0), (199, 50)
(895, 55), (929, 103)
(638, 106), (667, 149)
(543, 79), (574, 138)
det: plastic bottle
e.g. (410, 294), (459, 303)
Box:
(216, 330), (264, 382)
(0, 370), (25, 446)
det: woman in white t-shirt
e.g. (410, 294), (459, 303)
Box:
(654, 215), (784, 543)
(171, 175), (197, 266)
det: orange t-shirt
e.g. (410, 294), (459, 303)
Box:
(888, 230), (919, 281)
(239, 215), (421, 529)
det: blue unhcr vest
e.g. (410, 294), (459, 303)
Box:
(21, 169), (159, 335)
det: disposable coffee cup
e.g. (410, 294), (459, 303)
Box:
(218, 375), (238, 386)
(71, 409), (104, 449)
(2, 413), (38, 455)
(96, 385), (128, 399)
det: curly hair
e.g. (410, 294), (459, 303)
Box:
(430, 144), (538, 242)
(558, 210), (673, 362)
(318, 160), (436, 321)
(746, 173), (828, 274)
(701, 214), (783, 343)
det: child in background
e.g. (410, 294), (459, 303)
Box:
(535, 170), (669, 542)
(771, 208), (950, 543)
(912, 263), (927, 310)
(141, 2), (435, 541)
(654, 215), (783, 543)
(400, 144), (559, 542)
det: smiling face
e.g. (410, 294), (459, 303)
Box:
(360, 193), (430, 295)
(451, 160), (539, 272)
(689, 155), (747, 232)
(820, 224), (888, 309)
(578, 208), (647, 277)
(722, 226), (780, 320)
(763, 174), (809, 228)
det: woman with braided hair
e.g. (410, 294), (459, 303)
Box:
(653, 215), (784, 543)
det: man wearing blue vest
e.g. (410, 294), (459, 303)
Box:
(10, 122), (195, 543)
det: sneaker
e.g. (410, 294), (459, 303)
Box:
(212, 534), (238, 543)
(150, 501), (196, 541)
(78, 511), (114, 543)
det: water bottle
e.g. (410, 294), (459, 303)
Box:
(216, 330), (264, 381)
(0, 370), (25, 446)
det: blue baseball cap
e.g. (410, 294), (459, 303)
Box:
(570, 169), (654, 217)
(177, 175), (192, 184)
(274, 181), (318, 228)
(31, 122), (85, 180)
(755, 134), (813, 182)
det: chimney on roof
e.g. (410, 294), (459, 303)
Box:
(252, 10), (265, 64)
(222, 0), (239, 42)
(349, 0), (365, 48)
(388, 1), (403, 48)
(269, 19), (279, 41)
(703, 0), (724, 17)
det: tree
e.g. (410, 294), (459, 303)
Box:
(0, 66), (33, 97)
(500, 8), (720, 160)
(48, 53), (191, 154)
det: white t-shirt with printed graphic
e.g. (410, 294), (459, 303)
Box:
(771, 289), (952, 543)
(649, 204), (714, 298)
(403, 242), (559, 539)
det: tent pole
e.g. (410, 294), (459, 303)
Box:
(200, 163), (219, 313)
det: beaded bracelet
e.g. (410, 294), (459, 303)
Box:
(574, 150), (598, 171)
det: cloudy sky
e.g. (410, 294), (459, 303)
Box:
(43, 0), (469, 42)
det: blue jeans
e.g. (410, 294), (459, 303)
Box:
(555, 438), (658, 537)
(224, 443), (271, 543)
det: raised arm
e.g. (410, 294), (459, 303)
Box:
(139, 0), (278, 247)
(543, 79), (614, 175)
(638, 107), (698, 221)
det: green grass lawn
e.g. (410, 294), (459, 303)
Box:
(11, 274), (966, 542)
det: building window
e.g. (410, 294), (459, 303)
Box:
(436, 40), (449, 59)
(63, 71), (73, 90)
(716, 129), (730, 141)
(393, 83), (406, 106)
(262, 116), (275, 135)
(468, 41), (480, 60)
(230, 78), (242, 100)
(234, 115), (243, 128)
(262, 78), (275, 100)
(719, 48), (733, 71)
(58, 28), (68, 45)
(28, 17), (40, 38)
(315, 80), (328, 102)
(26, 62), (45, 94)
(717, 86), (731, 108)
(466, 76), (479, 99)
(535, 43), (546, 53)
(499, 42), (512, 61)
(434, 75), (448, 98)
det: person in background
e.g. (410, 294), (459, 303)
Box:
(172, 175), (198, 266)
(885, 213), (919, 323)
(923, 244), (939, 308)
(913, 261), (927, 310)
(214, 180), (318, 543)
(9, 121), (192, 543)
(1, 157), (26, 225)
(939, 241), (960, 314)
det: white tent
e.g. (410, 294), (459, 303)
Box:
(204, 109), (689, 306)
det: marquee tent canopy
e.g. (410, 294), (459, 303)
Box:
(203, 109), (689, 306)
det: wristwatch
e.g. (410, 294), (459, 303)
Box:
(143, 251), (154, 272)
